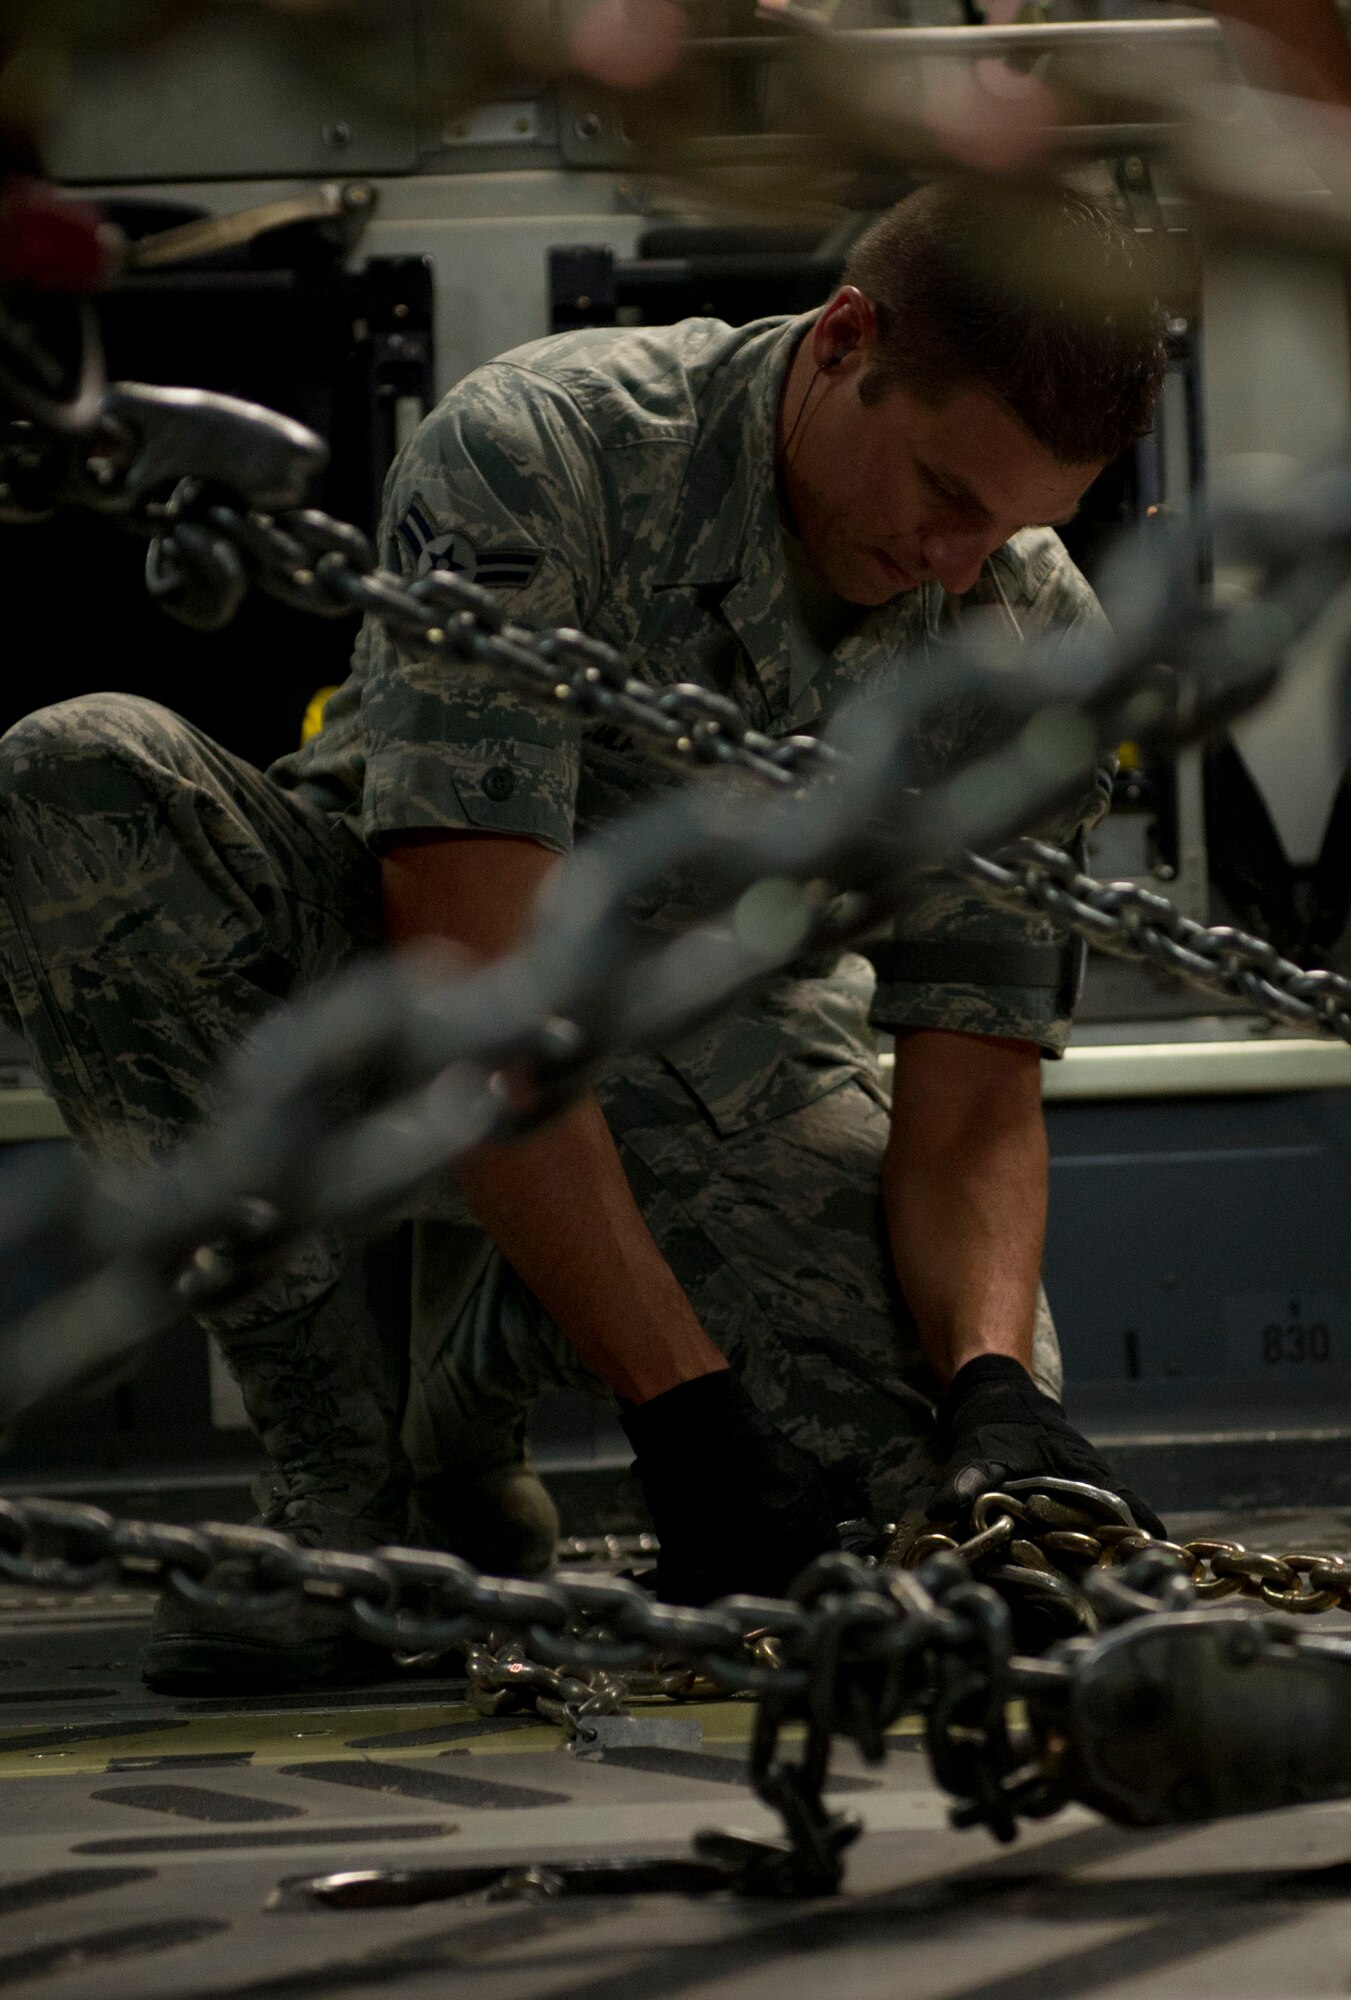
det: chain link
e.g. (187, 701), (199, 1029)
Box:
(0, 1496), (787, 1690)
(0, 1489), (1026, 1863)
(0, 409), (835, 791)
(143, 491), (1351, 1050)
(965, 844), (1351, 1042)
(2, 1488), (1345, 1690)
(206, 500), (836, 788)
(895, 1477), (1351, 1631)
(0, 1486), (1077, 1878)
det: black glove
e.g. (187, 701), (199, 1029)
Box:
(619, 1370), (840, 1605)
(928, 1354), (1166, 1539)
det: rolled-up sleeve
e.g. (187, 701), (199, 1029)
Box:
(864, 541), (1113, 1057)
(864, 833), (1104, 1057)
(358, 364), (609, 854)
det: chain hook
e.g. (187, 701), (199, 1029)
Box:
(145, 481), (250, 631)
(103, 383), (327, 513)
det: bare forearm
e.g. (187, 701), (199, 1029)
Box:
(382, 830), (726, 1404)
(884, 1031), (1048, 1387)
(455, 1091), (725, 1404)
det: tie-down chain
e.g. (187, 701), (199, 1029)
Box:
(5, 374), (1351, 1052)
(3, 1481), (1351, 1896)
(895, 1476), (1351, 1622)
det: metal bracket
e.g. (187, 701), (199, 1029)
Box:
(1060, 1609), (1351, 1824)
(101, 384), (328, 512)
(122, 182), (378, 273)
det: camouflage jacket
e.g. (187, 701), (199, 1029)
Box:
(273, 314), (1109, 1134)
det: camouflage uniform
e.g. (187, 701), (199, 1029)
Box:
(0, 312), (1106, 1530)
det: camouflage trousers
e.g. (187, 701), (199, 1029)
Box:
(0, 693), (1061, 1528)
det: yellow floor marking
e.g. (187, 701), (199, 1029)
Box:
(0, 1696), (924, 1780)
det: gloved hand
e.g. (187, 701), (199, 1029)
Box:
(619, 1369), (841, 1605)
(928, 1354), (1167, 1538)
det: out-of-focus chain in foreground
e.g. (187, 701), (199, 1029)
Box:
(2, 367), (1351, 1426)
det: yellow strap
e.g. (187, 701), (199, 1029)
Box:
(301, 685), (338, 745)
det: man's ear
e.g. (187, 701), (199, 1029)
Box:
(810, 285), (880, 375)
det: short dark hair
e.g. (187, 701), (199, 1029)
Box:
(841, 178), (1168, 464)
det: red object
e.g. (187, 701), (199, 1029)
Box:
(0, 178), (116, 291)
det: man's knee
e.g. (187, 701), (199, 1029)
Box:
(0, 693), (183, 822)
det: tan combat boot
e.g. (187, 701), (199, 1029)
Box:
(142, 1263), (413, 1694)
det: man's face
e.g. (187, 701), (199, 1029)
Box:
(784, 371), (1106, 607)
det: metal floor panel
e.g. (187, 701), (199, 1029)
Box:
(0, 1515), (1348, 1998)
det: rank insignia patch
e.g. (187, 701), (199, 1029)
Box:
(395, 498), (543, 589)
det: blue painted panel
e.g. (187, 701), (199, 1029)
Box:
(1044, 1091), (1351, 1428)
